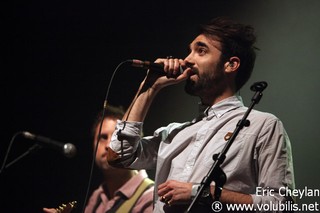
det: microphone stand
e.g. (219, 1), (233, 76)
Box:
(186, 81), (268, 212)
(1, 144), (42, 172)
(0, 132), (42, 175)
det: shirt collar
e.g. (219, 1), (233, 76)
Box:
(198, 95), (244, 120)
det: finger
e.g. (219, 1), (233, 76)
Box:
(154, 58), (168, 72)
(154, 58), (166, 64)
(160, 194), (169, 203)
(158, 181), (167, 189)
(158, 180), (174, 195)
(164, 193), (175, 206)
(160, 192), (172, 204)
(166, 58), (175, 77)
(42, 208), (58, 213)
(163, 59), (170, 75)
(160, 195), (166, 202)
(173, 59), (181, 76)
(158, 185), (170, 197)
(158, 181), (167, 192)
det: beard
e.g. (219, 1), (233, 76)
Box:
(184, 63), (226, 99)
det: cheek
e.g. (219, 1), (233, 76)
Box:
(98, 142), (107, 150)
(202, 60), (217, 72)
(202, 61), (222, 78)
(94, 143), (105, 154)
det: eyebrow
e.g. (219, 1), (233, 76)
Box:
(189, 41), (209, 49)
(188, 41), (209, 53)
(193, 40), (223, 53)
(195, 41), (209, 48)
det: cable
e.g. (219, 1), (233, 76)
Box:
(0, 131), (23, 174)
(0, 131), (42, 175)
(80, 60), (129, 213)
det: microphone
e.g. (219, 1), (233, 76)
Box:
(127, 59), (184, 75)
(250, 81), (268, 92)
(22, 131), (77, 158)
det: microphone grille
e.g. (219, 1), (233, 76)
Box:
(63, 143), (77, 158)
(22, 131), (35, 139)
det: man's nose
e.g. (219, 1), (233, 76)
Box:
(183, 53), (195, 67)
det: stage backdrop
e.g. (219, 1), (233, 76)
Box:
(1, 0), (319, 212)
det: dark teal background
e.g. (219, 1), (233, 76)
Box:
(1, 0), (319, 212)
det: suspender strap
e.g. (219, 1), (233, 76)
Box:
(115, 178), (154, 213)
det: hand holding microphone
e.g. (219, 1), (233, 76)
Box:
(128, 57), (192, 90)
(128, 56), (188, 78)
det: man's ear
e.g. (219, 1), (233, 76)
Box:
(224, 56), (240, 73)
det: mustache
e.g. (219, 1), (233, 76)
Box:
(184, 66), (198, 75)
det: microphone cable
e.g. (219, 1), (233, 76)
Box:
(0, 131), (22, 174)
(0, 131), (42, 175)
(80, 60), (131, 213)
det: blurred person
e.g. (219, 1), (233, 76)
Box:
(44, 105), (154, 213)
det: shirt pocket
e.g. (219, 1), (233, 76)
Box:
(203, 131), (246, 174)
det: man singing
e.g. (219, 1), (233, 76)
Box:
(107, 17), (295, 212)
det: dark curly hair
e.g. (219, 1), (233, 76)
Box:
(198, 17), (258, 91)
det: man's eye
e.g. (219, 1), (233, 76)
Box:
(98, 134), (108, 141)
(197, 48), (207, 55)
